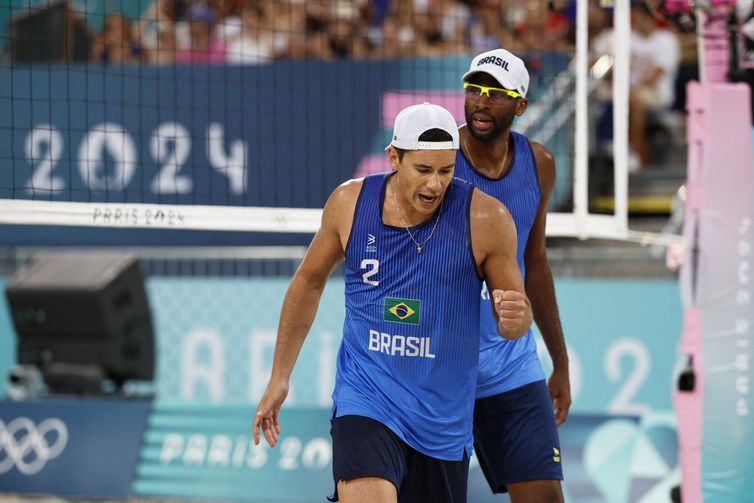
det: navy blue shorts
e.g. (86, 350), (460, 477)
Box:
(329, 414), (469, 503)
(473, 380), (563, 493)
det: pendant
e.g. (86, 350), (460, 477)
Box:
(417, 245), (422, 253)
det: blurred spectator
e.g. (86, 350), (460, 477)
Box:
(468, 0), (505, 54)
(211, 0), (242, 23)
(91, 12), (143, 64)
(589, 0), (614, 98)
(151, 23), (179, 64)
(135, 0), (179, 55)
(82, 0), (589, 64)
(377, 4), (412, 58)
(670, 21), (698, 113)
(261, 0), (310, 59)
(328, 2), (361, 58)
(212, 0), (243, 43)
(378, 0), (421, 57)
(628, 2), (680, 169)
(588, 0), (612, 45)
(412, 5), (449, 56)
(590, 2), (680, 170)
(741, 0), (754, 64)
(514, 1), (573, 51)
(177, 2), (226, 63)
(496, 1), (573, 52)
(587, 0), (615, 152)
(225, 3), (274, 64)
(436, 0), (472, 53)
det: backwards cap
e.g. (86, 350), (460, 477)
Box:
(387, 102), (460, 151)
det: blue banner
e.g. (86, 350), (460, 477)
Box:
(0, 62), (389, 246)
(0, 277), (682, 412)
(131, 405), (678, 503)
(0, 398), (151, 497)
(0, 64), (389, 208)
(0, 55), (571, 246)
(469, 411), (679, 503)
(0, 277), (683, 502)
(141, 278), (681, 414)
(133, 405), (333, 501)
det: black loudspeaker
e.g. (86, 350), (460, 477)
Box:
(5, 252), (155, 391)
(8, 1), (91, 63)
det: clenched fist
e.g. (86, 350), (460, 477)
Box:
(492, 289), (531, 340)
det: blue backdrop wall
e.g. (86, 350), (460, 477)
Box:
(0, 277), (683, 502)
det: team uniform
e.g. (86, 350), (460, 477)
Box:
(330, 172), (482, 502)
(455, 131), (563, 492)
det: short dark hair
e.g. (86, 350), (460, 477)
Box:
(393, 128), (454, 161)
(631, 1), (654, 18)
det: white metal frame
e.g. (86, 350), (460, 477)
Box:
(545, 0), (631, 241)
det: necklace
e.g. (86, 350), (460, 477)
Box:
(391, 175), (443, 253)
(463, 136), (509, 179)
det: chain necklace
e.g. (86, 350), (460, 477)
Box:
(463, 136), (509, 179)
(391, 175), (443, 253)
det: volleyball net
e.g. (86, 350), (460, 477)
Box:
(0, 0), (658, 246)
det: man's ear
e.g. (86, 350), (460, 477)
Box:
(386, 146), (400, 170)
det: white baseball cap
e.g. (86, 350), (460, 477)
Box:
(387, 102), (460, 151)
(462, 48), (530, 98)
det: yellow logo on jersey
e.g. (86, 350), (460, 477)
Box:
(553, 447), (560, 463)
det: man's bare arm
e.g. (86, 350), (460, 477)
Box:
(470, 189), (532, 340)
(527, 141), (571, 425)
(253, 180), (361, 446)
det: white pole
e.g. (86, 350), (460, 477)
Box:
(696, 5), (707, 84)
(574, 0), (589, 239)
(613, 0), (631, 235)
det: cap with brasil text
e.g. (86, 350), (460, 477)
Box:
(387, 102), (460, 151)
(462, 48), (530, 98)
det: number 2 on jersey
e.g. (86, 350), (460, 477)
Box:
(361, 259), (379, 286)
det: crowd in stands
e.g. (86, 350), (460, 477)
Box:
(54, 0), (754, 172)
(86, 0), (707, 171)
(89, 0), (578, 65)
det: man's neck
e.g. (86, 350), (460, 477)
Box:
(462, 128), (512, 178)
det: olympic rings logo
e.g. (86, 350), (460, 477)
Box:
(0, 417), (68, 475)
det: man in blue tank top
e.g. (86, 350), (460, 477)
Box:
(253, 102), (533, 503)
(455, 49), (571, 502)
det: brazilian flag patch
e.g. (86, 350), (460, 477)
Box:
(384, 297), (421, 325)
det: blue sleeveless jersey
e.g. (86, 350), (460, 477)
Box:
(454, 131), (545, 398)
(333, 172), (482, 461)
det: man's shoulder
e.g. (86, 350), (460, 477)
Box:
(330, 177), (365, 203)
(469, 189), (516, 257)
(523, 137), (551, 156)
(525, 141), (556, 193)
(323, 178), (366, 226)
(470, 188), (512, 222)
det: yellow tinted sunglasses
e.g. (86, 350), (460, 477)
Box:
(463, 82), (522, 101)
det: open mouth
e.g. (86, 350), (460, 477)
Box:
(472, 115), (494, 132)
(418, 193), (438, 206)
